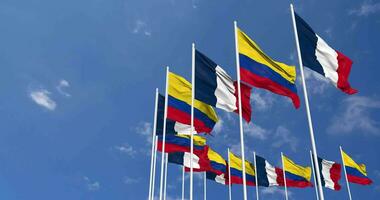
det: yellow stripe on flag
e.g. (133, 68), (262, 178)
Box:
(283, 155), (311, 181)
(177, 134), (206, 146)
(229, 152), (255, 176)
(342, 150), (368, 176)
(208, 148), (225, 165)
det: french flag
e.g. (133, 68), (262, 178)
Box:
(317, 157), (342, 191)
(195, 50), (252, 122)
(168, 148), (211, 172)
(295, 12), (357, 94)
(255, 155), (283, 187)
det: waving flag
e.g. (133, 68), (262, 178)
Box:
(316, 157), (342, 190)
(195, 50), (252, 122)
(204, 148), (228, 185)
(255, 155), (283, 187)
(237, 28), (300, 108)
(157, 135), (206, 153)
(283, 155), (312, 188)
(342, 150), (372, 185)
(207, 171), (227, 185)
(168, 72), (218, 134)
(168, 146), (210, 171)
(229, 151), (255, 186)
(294, 12), (357, 94)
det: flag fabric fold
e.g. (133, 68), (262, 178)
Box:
(157, 135), (206, 153)
(237, 27), (300, 108)
(168, 146), (210, 171)
(317, 157), (342, 190)
(255, 155), (282, 187)
(229, 151), (255, 186)
(283, 155), (312, 188)
(294, 12), (357, 94)
(195, 50), (252, 122)
(167, 72), (218, 134)
(342, 150), (372, 185)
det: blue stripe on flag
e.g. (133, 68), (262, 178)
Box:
(255, 155), (270, 187)
(195, 50), (218, 107)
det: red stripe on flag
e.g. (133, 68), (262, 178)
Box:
(167, 106), (212, 133)
(233, 81), (252, 122)
(336, 51), (358, 95)
(330, 163), (342, 190)
(347, 174), (373, 185)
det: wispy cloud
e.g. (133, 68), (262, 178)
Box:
(83, 176), (100, 191)
(349, 1), (380, 16)
(261, 187), (292, 197)
(251, 91), (275, 111)
(29, 89), (57, 111)
(132, 20), (151, 36)
(328, 96), (380, 135)
(213, 119), (224, 135)
(271, 126), (298, 152)
(56, 79), (71, 97)
(136, 121), (153, 142)
(301, 67), (331, 95)
(244, 123), (269, 140)
(124, 176), (141, 184)
(114, 143), (137, 157)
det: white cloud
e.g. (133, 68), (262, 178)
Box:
(136, 121), (153, 142)
(261, 187), (292, 197)
(56, 79), (71, 97)
(349, 1), (380, 16)
(132, 20), (151, 36)
(29, 89), (57, 111)
(124, 176), (141, 184)
(328, 96), (380, 135)
(114, 143), (137, 157)
(251, 91), (275, 111)
(271, 126), (298, 152)
(301, 67), (330, 95)
(83, 176), (100, 191)
(213, 119), (224, 135)
(244, 123), (269, 140)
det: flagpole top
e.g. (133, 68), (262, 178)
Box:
(155, 88), (158, 93)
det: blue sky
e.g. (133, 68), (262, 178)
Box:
(0, 0), (379, 199)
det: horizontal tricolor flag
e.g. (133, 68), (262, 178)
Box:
(237, 27), (300, 108)
(168, 146), (210, 171)
(283, 155), (312, 188)
(157, 135), (206, 153)
(185, 147), (226, 175)
(342, 150), (372, 185)
(317, 156), (342, 190)
(294, 12), (357, 94)
(229, 151), (255, 186)
(168, 72), (219, 134)
(255, 155), (283, 187)
(195, 50), (252, 122)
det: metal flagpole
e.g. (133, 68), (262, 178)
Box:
(233, 20), (248, 200)
(152, 135), (158, 200)
(148, 89), (159, 200)
(281, 153), (288, 200)
(228, 148), (232, 200)
(190, 42), (195, 200)
(164, 153), (168, 200)
(159, 67), (170, 200)
(290, 4), (325, 200)
(182, 166), (185, 200)
(340, 146), (353, 200)
(204, 172), (207, 200)
(253, 152), (259, 200)
(309, 151), (320, 200)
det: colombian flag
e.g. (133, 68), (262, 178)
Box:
(157, 134), (206, 153)
(342, 150), (372, 185)
(237, 28), (300, 108)
(229, 151), (255, 186)
(167, 72), (218, 134)
(282, 155), (312, 188)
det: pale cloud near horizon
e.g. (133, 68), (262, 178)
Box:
(349, 1), (380, 16)
(328, 96), (380, 135)
(261, 187), (293, 198)
(29, 89), (57, 111)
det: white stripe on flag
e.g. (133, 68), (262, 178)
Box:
(315, 35), (339, 86)
(215, 66), (237, 112)
(183, 152), (200, 169)
(215, 174), (226, 185)
(265, 160), (279, 186)
(174, 122), (197, 135)
(321, 159), (335, 190)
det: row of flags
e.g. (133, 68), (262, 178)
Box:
(157, 134), (373, 189)
(148, 4), (370, 200)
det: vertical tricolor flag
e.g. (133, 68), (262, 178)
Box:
(167, 72), (219, 134)
(229, 151), (256, 186)
(195, 50), (252, 122)
(255, 155), (283, 187)
(168, 146), (211, 172)
(237, 27), (300, 108)
(294, 12), (357, 94)
(316, 156), (342, 190)
(342, 150), (372, 185)
(282, 155), (312, 188)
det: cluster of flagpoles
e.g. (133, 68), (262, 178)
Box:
(146, 3), (369, 200)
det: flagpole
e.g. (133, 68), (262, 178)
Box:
(340, 146), (353, 200)
(182, 166), (185, 200)
(228, 148), (232, 200)
(290, 4), (325, 200)
(281, 152), (288, 200)
(253, 152), (259, 200)
(309, 150), (320, 200)
(152, 135), (158, 200)
(159, 66), (170, 200)
(164, 153), (168, 200)
(148, 88), (159, 200)
(190, 42), (195, 200)
(233, 20), (248, 200)
(204, 172), (207, 200)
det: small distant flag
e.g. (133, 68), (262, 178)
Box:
(237, 27), (300, 108)
(282, 155), (312, 188)
(341, 150), (372, 185)
(255, 155), (283, 187)
(167, 72), (218, 134)
(195, 50), (252, 122)
(316, 157), (342, 190)
(294, 12), (357, 94)
(206, 171), (227, 185)
(229, 151), (255, 186)
(157, 135), (206, 153)
(204, 148), (228, 185)
(168, 146), (210, 171)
